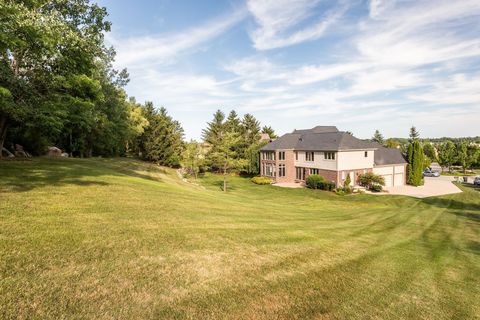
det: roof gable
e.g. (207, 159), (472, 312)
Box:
(260, 126), (376, 151)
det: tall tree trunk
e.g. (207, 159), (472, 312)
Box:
(0, 116), (8, 159)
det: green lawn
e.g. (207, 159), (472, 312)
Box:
(1, 158), (479, 319)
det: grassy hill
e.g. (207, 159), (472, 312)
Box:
(1, 158), (479, 319)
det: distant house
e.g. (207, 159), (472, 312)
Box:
(259, 126), (407, 187)
(259, 133), (273, 143)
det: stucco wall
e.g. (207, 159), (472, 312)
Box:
(294, 151), (337, 170)
(337, 150), (374, 171)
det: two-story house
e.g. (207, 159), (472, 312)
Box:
(260, 126), (407, 187)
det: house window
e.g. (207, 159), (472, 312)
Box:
(265, 164), (276, 177)
(306, 152), (315, 161)
(310, 168), (319, 175)
(279, 164), (286, 177)
(279, 151), (285, 161)
(342, 171), (346, 179)
(264, 152), (275, 160)
(364, 151), (368, 157)
(296, 167), (304, 180)
(295, 151), (298, 161)
(324, 152), (335, 160)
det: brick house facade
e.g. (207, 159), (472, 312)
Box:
(260, 126), (407, 188)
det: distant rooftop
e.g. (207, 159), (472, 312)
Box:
(292, 126), (339, 134)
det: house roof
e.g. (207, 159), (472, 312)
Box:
(261, 125), (407, 165)
(374, 146), (407, 165)
(260, 127), (377, 151)
(292, 126), (339, 134)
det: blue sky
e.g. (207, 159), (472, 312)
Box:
(97, 0), (480, 140)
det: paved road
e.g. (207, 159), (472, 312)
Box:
(384, 176), (462, 198)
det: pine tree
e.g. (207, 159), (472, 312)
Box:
(140, 104), (184, 166)
(261, 126), (277, 139)
(409, 126), (420, 142)
(225, 110), (241, 133)
(241, 113), (260, 145)
(407, 140), (424, 186)
(202, 110), (225, 146)
(372, 130), (384, 144)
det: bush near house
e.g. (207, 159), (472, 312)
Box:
(306, 174), (336, 191)
(251, 176), (273, 185)
(358, 172), (385, 191)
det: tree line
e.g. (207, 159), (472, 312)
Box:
(372, 127), (480, 186)
(182, 110), (276, 190)
(0, 0), (186, 163)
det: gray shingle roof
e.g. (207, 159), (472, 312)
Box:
(260, 130), (377, 151)
(374, 147), (407, 165)
(293, 126), (339, 134)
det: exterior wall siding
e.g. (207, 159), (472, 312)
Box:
(261, 149), (406, 187)
(294, 151), (337, 170)
(337, 150), (374, 171)
(339, 168), (373, 186)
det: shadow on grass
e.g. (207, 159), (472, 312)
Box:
(421, 197), (480, 212)
(0, 157), (165, 193)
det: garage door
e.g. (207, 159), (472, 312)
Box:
(394, 173), (404, 186)
(383, 174), (393, 187)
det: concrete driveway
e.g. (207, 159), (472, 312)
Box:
(384, 176), (462, 198)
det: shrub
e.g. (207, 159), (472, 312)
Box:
(251, 176), (273, 185)
(319, 180), (336, 191)
(306, 174), (336, 191)
(344, 174), (351, 187)
(370, 184), (383, 192)
(306, 174), (324, 189)
(358, 172), (385, 191)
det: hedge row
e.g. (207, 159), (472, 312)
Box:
(305, 174), (336, 191)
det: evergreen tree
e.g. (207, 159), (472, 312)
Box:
(140, 104), (184, 167)
(241, 113), (260, 146)
(202, 110), (225, 146)
(409, 126), (420, 142)
(261, 126), (277, 139)
(224, 110), (241, 133)
(372, 130), (384, 144)
(407, 140), (424, 186)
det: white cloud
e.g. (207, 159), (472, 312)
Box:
(247, 0), (347, 50)
(369, 0), (396, 19)
(109, 9), (247, 68)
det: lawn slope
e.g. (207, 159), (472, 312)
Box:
(1, 158), (479, 319)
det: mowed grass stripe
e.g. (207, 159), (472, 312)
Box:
(0, 158), (479, 319)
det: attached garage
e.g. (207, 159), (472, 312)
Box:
(373, 147), (407, 187)
(373, 166), (394, 187)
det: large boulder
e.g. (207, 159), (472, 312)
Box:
(1, 147), (15, 158)
(14, 144), (28, 158)
(47, 146), (62, 157)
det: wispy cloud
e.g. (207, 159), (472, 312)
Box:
(247, 0), (348, 50)
(107, 0), (480, 139)
(108, 9), (247, 68)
